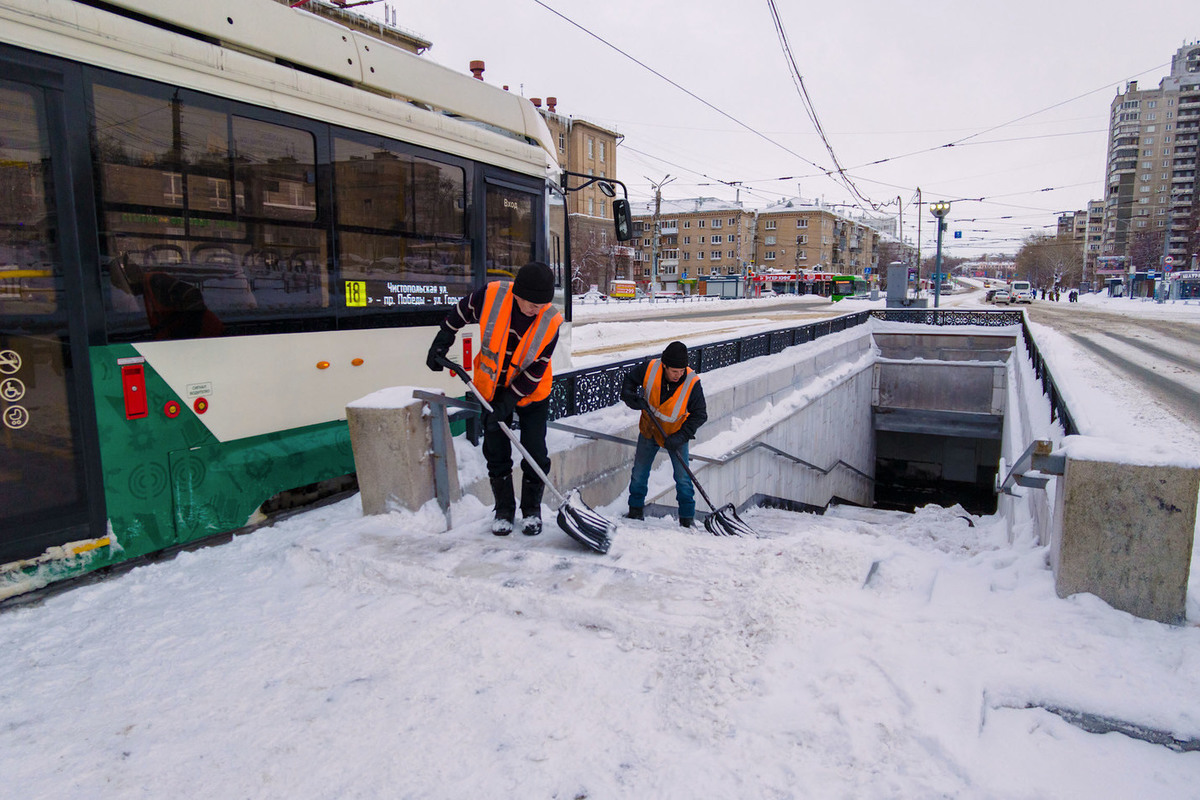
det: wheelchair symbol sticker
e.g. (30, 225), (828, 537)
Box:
(0, 349), (21, 375)
(1, 377), (25, 403)
(3, 404), (29, 430)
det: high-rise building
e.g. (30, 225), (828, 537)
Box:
(1100, 42), (1200, 270)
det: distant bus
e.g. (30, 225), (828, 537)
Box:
(830, 274), (868, 301)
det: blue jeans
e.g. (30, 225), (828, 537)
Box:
(627, 434), (696, 519)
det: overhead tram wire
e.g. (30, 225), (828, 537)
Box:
(765, 0), (892, 213)
(529, 0), (850, 193)
(844, 60), (1172, 172)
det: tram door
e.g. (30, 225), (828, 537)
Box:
(0, 77), (97, 564)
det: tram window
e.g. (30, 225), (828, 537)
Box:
(0, 84), (61, 318)
(334, 137), (466, 239)
(485, 185), (535, 279)
(92, 82), (330, 338)
(232, 117), (317, 222)
(0, 81), (85, 532)
(333, 136), (471, 306)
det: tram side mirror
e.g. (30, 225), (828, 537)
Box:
(613, 198), (633, 241)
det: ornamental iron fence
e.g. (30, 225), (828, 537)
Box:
(548, 308), (1078, 438)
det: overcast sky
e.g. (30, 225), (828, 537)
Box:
(361, 1), (1196, 258)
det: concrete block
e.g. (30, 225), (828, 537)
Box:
(347, 389), (459, 518)
(1051, 445), (1199, 624)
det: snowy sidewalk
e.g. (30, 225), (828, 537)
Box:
(3, 493), (1199, 798)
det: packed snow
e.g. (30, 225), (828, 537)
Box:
(2, 288), (1200, 798)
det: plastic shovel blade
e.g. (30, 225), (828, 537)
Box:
(702, 504), (758, 537)
(556, 489), (616, 554)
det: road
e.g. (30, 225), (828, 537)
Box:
(1026, 301), (1200, 434)
(571, 295), (855, 360)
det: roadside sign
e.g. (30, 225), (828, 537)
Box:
(1147, 270), (1156, 278)
(953, 231), (962, 239)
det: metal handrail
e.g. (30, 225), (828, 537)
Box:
(549, 419), (874, 483)
(995, 439), (1065, 496)
(418, 393), (873, 484)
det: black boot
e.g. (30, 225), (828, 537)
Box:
(490, 476), (516, 536)
(519, 473), (545, 522)
(679, 516), (694, 528)
(625, 506), (644, 520)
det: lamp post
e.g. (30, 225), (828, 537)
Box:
(930, 200), (951, 308)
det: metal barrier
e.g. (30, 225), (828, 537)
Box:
(1019, 316), (1080, 436)
(548, 310), (871, 419)
(550, 307), (1079, 437)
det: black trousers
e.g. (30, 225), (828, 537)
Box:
(483, 397), (550, 518)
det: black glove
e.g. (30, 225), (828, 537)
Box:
(621, 383), (643, 410)
(663, 432), (688, 452)
(426, 328), (455, 371)
(484, 388), (519, 426)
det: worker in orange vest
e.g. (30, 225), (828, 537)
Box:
(427, 261), (562, 537)
(620, 341), (708, 527)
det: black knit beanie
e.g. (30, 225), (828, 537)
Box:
(662, 341), (688, 368)
(513, 261), (555, 304)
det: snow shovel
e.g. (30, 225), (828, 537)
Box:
(437, 357), (615, 554)
(639, 396), (757, 538)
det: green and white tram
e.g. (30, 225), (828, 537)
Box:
(0, 0), (620, 598)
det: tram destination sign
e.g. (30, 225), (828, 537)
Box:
(344, 280), (463, 308)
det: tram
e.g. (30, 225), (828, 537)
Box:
(0, 0), (624, 597)
(747, 269), (866, 301)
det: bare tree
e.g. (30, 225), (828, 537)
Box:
(1015, 234), (1084, 289)
(1128, 231), (1163, 271)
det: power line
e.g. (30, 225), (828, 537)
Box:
(765, 0), (889, 213)
(530, 0), (849, 194)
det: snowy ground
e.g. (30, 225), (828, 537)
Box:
(3, 290), (1200, 797)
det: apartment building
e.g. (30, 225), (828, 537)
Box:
(532, 97), (629, 292)
(753, 198), (880, 276)
(1084, 200), (1105, 279)
(628, 198), (755, 294)
(1100, 41), (1200, 268)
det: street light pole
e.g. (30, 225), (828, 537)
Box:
(914, 187), (922, 301)
(646, 174), (674, 304)
(930, 200), (951, 309)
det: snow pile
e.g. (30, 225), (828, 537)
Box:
(2, 496), (1199, 797)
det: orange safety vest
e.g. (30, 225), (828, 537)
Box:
(639, 358), (699, 445)
(472, 281), (562, 405)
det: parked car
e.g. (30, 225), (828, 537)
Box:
(984, 288), (998, 303)
(572, 289), (607, 304)
(991, 288), (1011, 304)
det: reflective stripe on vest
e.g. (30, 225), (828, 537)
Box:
(472, 281), (562, 404)
(639, 358), (698, 443)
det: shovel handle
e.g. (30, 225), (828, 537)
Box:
(637, 396), (718, 514)
(435, 355), (565, 506)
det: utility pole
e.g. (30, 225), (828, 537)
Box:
(914, 187), (922, 300)
(647, 174), (674, 303)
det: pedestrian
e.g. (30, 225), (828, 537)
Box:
(620, 341), (708, 527)
(426, 261), (561, 537)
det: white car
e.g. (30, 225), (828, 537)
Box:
(572, 290), (607, 305)
(991, 289), (1011, 304)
